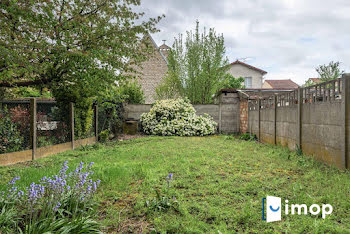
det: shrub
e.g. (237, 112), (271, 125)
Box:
(239, 133), (257, 141)
(0, 109), (24, 154)
(0, 161), (101, 233)
(99, 129), (110, 143)
(140, 99), (217, 136)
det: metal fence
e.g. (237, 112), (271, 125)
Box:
(0, 99), (98, 156)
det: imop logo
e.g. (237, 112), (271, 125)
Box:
(262, 196), (281, 222)
(262, 195), (333, 223)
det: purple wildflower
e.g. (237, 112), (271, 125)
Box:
(53, 202), (61, 211)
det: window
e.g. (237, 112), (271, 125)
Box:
(245, 77), (252, 88)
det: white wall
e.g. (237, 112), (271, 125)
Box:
(227, 64), (264, 89)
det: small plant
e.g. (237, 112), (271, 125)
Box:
(239, 133), (257, 141)
(145, 173), (178, 213)
(99, 129), (110, 143)
(296, 144), (303, 156)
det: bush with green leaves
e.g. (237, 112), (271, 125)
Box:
(0, 109), (24, 154)
(140, 99), (217, 136)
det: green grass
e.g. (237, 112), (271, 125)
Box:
(1, 136), (350, 233)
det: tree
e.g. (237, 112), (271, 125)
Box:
(0, 0), (162, 136)
(0, 0), (163, 91)
(316, 61), (344, 82)
(156, 21), (238, 104)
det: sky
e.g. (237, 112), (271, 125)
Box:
(138, 0), (350, 85)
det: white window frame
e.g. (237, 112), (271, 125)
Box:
(245, 77), (252, 88)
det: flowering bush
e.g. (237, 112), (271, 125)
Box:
(140, 99), (217, 136)
(0, 161), (101, 233)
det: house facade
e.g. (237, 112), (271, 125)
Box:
(227, 60), (267, 89)
(134, 35), (170, 104)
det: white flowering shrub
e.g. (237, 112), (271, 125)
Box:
(140, 99), (217, 136)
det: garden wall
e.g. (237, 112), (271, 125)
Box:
(247, 75), (350, 169)
(124, 92), (240, 133)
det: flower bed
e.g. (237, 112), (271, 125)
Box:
(0, 161), (101, 233)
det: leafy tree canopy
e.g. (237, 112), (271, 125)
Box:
(156, 21), (242, 104)
(0, 0), (163, 96)
(316, 61), (344, 82)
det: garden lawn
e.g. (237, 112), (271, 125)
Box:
(1, 136), (350, 233)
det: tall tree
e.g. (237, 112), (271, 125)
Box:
(316, 61), (344, 82)
(156, 21), (236, 104)
(0, 0), (163, 92)
(0, 0), (162, 137)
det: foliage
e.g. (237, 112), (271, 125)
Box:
(0, 108), (24, 154)
(220, 74), (245, 89)
(239, 133), (257, 141)
(12, 87), (52, 98)
(145, 173), (178, 213)
(0, 161), (101, 233)
(0, 0), (163, 93)
(316, 61), (344, 82)
(140, 99), (217, 136)
(52, 85), (94, 139)
(117, 81), (145, 104)
(156, 21), (231, 104)
(99, 130), (110, 143)
(0, 0), (162, 137)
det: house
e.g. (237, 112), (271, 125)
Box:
(227, 60), (267, 89)
(262, 79), (299, 89)
(134, 35), (170, 104)
(307, 78), (321, 84)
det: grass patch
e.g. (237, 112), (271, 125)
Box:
(0, 136), (350, 232)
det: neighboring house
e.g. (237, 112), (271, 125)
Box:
(227, 60), (267, 89)
(262, 79), (299, 89)
(134, 35), (170, 104)
(307, 78), (321, 84)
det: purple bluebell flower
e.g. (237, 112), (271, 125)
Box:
(53, 202), (61, 211)
(166, 173), (173, 180)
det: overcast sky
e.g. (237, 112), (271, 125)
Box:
(138, 0), (350, 85)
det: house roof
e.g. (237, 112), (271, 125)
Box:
(230, 60), (267, 75)
(264, 79), (299, 89)
(145, 33), (169, 64)
(308, 78), (321, 83)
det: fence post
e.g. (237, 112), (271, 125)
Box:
(297, 88), (303, 150)
(94, 103), (98, 142)
(273, 95), (277, 145)
(30, 98), (37, 160)
(258, 98), (261, 141)
(219, 94), (222, 133)
(342, 74), (350, 169)
(70, 102), (75, 150)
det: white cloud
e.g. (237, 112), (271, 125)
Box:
(139, 0), (350, 84)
